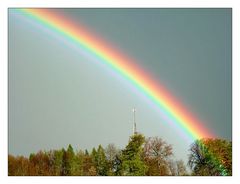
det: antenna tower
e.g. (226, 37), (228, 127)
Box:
(132, 108), (137, 134)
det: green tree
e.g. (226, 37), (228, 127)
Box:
(52, 149), (64, 175)
(91, 145), (108, 175)
(74, 150), (85, 175)
(91, 147), (97, 164)
(61, 144), (75, 175)
(188, 138), (232, 176)
(85, 149), (89, 156)
(121, 134), (147, 176)
(112, 152), (122, 176)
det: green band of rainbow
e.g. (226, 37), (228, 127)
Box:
(15, 8), (214, 141)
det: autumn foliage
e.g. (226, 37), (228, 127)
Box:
(8, 135), (231, 176)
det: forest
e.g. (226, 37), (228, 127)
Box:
(8, 133), (232, 176)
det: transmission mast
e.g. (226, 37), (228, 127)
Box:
(132, 108), (137, 134)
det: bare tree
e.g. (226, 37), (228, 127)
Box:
(143, 137), (173, 175)
(105, 144), (119, 162)
(176, 160), (187, 176)
(105, 143), (120, 175)
(168, 159), (177, 176)
(144, 137), (173, 159)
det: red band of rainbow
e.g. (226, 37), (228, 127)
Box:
(16, 8), (215, 141)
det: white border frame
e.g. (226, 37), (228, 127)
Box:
(1, 0), (238, 183)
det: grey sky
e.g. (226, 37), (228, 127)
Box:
(9, 8), (231, 163)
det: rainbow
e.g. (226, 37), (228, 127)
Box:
(15, 8), (214, 141)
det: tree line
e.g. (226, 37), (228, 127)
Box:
(8, 134), (232, 176)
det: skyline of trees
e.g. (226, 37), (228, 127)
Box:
(8, 134), (231, 176)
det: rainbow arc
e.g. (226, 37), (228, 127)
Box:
(16, 8), (214, 141)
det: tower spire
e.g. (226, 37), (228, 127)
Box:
(132, 108), (137, 134)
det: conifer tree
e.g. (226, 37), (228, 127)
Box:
(121, 134), (147, 176)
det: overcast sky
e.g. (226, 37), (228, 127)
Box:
(9, 8), (231, 163)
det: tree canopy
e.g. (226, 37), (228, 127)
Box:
(188, 138), (232, 176)
(8, 135), (231, 176)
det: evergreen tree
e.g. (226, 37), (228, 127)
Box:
(112, 152), (122, 176)
(9, 134), (231, 176)
(121, 134), (147, 176)
(52, 149), (64, 176)
(61, 144), (75, 175)
(91, 145), (108, 175)
(91, 147), (97, 164)
(85, 149), (89, 156)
